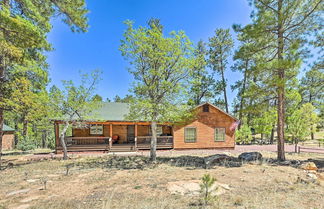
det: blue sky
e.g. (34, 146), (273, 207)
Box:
(47, 0), (252, 106)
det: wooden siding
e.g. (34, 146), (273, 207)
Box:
(71, 124), (172, 140)
(112, 125), (127, 143)
(173, 104), (236, 149)
(2, 132), (14, 150)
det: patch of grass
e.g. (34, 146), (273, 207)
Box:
(233, 196), (243, 206)
(134, 185), (142, 189)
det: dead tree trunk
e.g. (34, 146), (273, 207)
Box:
(150, 121), (157, 162)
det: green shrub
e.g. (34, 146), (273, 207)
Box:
(17, 137), (37, 151)
(236, 124), (253, 144)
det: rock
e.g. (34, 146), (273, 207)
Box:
(27, 179), (39, 183)
(224, 161), (242, 167)
(307, 173), (318, 180)
(299, 162), (318, 171)
(167, 180), (230, 196)
(204, 154), (232, 168)
(238, 152), (263, 161)
(7, 189), (30, 196)
(279, 161), (292, 166)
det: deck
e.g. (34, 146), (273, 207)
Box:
(56, 136), (173, 153)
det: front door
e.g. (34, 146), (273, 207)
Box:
(127, 125), (135, 143)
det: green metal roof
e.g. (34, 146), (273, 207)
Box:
(52, 102), (131, 121)
(3, 124), (14, 132)
(91, 102), (130, 121)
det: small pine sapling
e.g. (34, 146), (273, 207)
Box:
(200, 174), (217, 206)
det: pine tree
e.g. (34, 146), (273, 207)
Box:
(242, 0), (322, 161)
(208, 28), (234, 113)
(189, 40), (215, 105)
(0, 0), (89, 167)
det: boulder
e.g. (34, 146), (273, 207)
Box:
(204, 154), (232, 168)
(238, 152), (263, 161)
(299, 162), (318, 171)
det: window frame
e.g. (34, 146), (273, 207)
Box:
(184, 127), (197, 143)
(214, 127), (226, 142)
(90, 124), (104, 135)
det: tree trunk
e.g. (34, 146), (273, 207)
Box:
(60, 122), (70, 160)
(238, 60), (248, 129)
(311, 132), (315, 140)
(14, 122), (18, 146)
(0, 109), (3, 170)
(22, 120), (28, 139)
(276, 0), (286, 161)
(42, 131), (47, 148)
(150, 121), (157, 162)
(0, 55), (5, 170)
(0, 0), (10, 170)
(294, 138), (298, 153)
(270, 124), (275, 144)
(221, 68), (229, 113)
(261, 133), (264, 144)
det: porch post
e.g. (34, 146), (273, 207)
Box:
(135, 124), (138, 149)
(109, 124), (113, 149)
(171, 125), (174, 149)
(54, 122), (59, 153)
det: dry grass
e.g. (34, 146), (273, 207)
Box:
(0, 152), (323, 209)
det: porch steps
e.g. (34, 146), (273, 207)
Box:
(137, 143), (173, 150)
(110, 145), (136, 152)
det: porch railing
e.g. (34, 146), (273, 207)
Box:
(64, 136), (173, 149)
(65, 136), (110, 146)
(136, 136), (173, 144)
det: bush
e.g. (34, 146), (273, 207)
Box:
(236, 124), (253, 144)
(17, 137), (37, 151)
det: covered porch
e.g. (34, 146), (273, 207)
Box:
(54, 121), (174, 152)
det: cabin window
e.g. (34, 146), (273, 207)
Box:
(203, 104), (209, 112)
(90, 124), (103, 135)
(184, 127), (197, 143)
(215, 128), (225, 141)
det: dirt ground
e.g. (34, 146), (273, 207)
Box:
(0, 151), (324, 209)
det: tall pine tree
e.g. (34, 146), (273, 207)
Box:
(242, 0), (322, 161)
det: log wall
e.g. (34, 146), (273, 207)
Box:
(173, 104), (236, 149)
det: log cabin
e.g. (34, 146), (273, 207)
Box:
(2, 124), (15, 150)
(54, 102), (239, 153)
